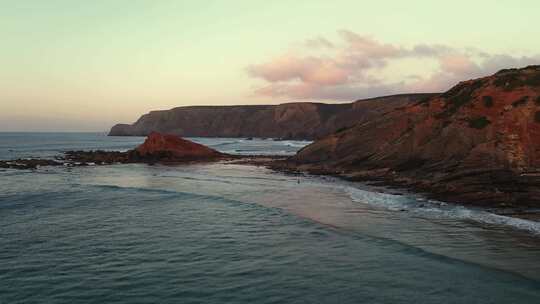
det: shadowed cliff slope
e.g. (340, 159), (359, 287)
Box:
(109, 94), (436, 139)
(290, 66), (540, 206)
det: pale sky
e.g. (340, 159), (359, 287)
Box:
(1, 0), (539, 131)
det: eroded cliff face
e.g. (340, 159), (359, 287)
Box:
(292, 66), (540, 206)
(108, 94), (435, 139)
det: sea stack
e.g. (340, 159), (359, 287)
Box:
(133, 132), (225, 161)
(62, 133), (227, 165)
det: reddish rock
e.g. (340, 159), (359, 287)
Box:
(135, 132), (224, 160)
(61, 133), (227, 165)
(289, 65), (540, 207)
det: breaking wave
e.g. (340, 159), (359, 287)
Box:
(345, 187), (540, 235)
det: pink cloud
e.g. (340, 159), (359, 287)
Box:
(247, 56), (348, 85)
(247, 55), (304, 82)
(439, 54), (480, 75)
(247, 30), (540, 100)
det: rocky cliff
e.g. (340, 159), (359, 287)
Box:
(288, 66), (540, 207)
(108, 94), (435, 139)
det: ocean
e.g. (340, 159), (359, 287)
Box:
(1, 132), (540, 303)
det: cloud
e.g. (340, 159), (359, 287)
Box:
(410, 44), (453, 57)
(481, 54), (540, 74)
(338, 30), (404, 58)
(407, 54), (540, 92)
(247, 55), (348, 85)
(438, 54), (480, 75)
(304, 36), (335, 49)
(247, 30), (540, 100)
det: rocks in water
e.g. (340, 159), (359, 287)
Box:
(64, 150), (132, 164)
(65, 133), (228, 165)
(134, 132), (224, 161)
(3, 133), (230, 170)
(0, 159), (63, 170)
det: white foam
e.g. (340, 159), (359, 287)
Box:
(282, 140), (312, 148)
(345, 187), (413, 211)
(345, 186), (540, 235)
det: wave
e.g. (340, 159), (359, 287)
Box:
(84, 183), (204, 198)
(345, 186), (540, 235)
(228, 149), (293, 155)
(209, 141), (243, 148)
(81, 183), (263, 208)
(281, 140), (312, 148)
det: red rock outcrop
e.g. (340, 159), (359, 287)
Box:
(134, 132), (224, 160)
(288, 66), (540, 207)
(62, 133), (227, 165)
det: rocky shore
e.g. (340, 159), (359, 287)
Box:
(3, 66), (539, 211)
(0, 133), (291, 171)
(0, 159), (64, 170)
(273, 66), (540, 208)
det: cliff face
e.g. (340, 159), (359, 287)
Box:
(109, 94), (435, 139)
(292, 66), (540, 206)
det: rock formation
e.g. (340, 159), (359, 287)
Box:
(108, 94), (436, 139)
(134, 132), (224, 160)
(64, 133), (227, 165)
(286, 66), (540, 207)
(0, 159), (63, 170)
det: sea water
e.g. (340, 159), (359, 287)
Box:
(1, 133), (539, 303)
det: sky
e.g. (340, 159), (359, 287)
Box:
(1, 0), (539, 132)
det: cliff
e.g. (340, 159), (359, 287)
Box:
(108, 94), (436, 139)
(288, 66), (540, 207)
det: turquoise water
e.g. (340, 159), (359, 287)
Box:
(1, 133), (540, 303)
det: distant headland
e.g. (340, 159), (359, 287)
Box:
(108, 94), (437, 139)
